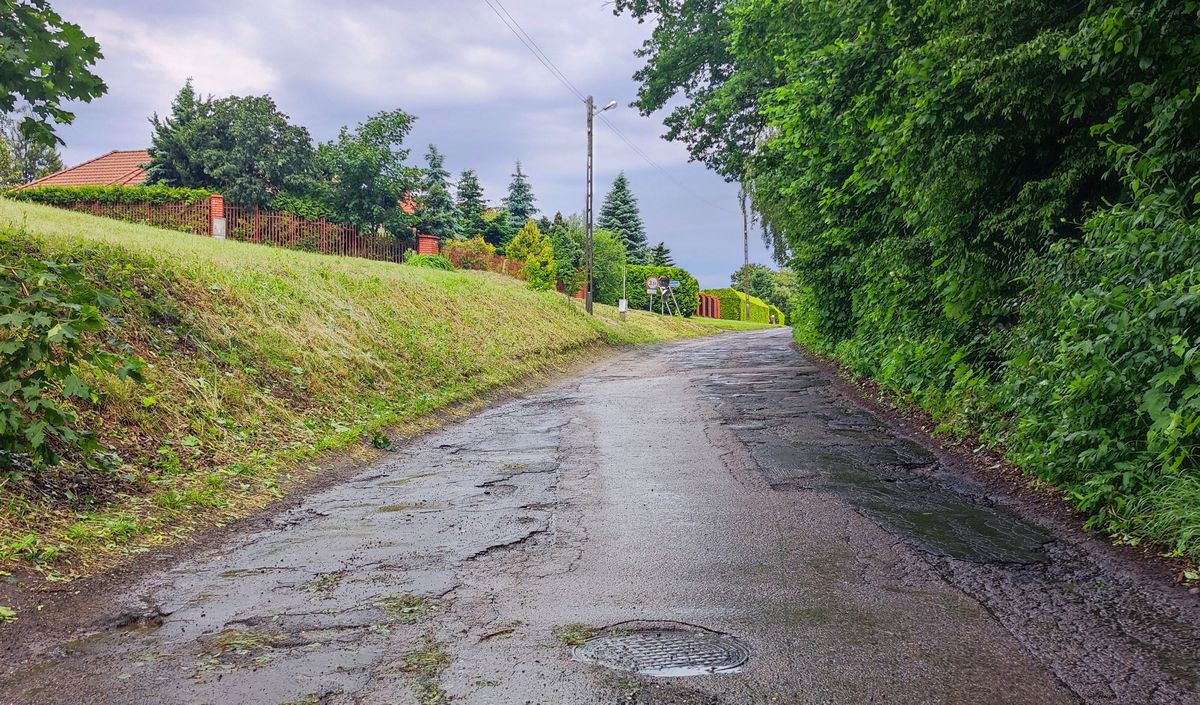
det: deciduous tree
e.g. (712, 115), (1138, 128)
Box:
(0, 0), (106, 148)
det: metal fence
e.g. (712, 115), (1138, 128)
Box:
(224, 205), (409, 263)
(58, 201), (211, 235)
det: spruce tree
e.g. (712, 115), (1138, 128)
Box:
(597, 172), (648, 264)
(548, 212), (584, 294)
(417, 144), (460, 240)
(649, 241), (674, 267)
(456, 169), (487, 237)
(502, 161), (537, 226)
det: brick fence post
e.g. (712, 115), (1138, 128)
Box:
(416, 233), (439, 256)
(209, 194), (226, 239)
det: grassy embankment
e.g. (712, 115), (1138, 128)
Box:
(0, 200), (719, 577)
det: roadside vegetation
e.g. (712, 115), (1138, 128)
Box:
(616, 1), (1200, 565)
(0, 200), (715, 577)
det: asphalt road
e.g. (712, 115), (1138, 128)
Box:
(3, 329), (1198, 704)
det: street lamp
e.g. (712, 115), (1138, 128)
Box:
(585, 96), (617, 315)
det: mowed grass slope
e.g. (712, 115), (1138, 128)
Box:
(0, 200), (714, 574)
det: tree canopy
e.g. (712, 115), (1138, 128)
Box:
(597, 172), (649, 264)
(502, 161), (537, 227)
(416, 144), (460, 240)
(0, 112), (62, 187)
(314, 108), (418, 234)
(648, 241), (674, 267)
(147, 82), (317, 206)
(0, 0), (107, 148)
(455, 169), (487, 238)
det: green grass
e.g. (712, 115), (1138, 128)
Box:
(0, 200), (716, 575)
(693, 318), (786, 332)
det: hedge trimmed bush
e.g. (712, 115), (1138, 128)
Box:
(704, 288), (784, 324)
(622, 265), (699, 317)
(6, 185), (212, 206)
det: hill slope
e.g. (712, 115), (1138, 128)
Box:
(0, 200), (715, 574)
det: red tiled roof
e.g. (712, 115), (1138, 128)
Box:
(19, 149), (151, 189)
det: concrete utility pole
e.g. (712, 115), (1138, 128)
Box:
(585, 96), (616, 316)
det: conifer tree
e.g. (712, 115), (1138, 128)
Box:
(417, 144), (460, 240)
(502, 160), (537, 226)
(548, 212), (584, 294)
(507, 220), (556, 291)
(456, 169), (487, 237)
(649, 241), (675, 267)
(597, 172), (648, 264)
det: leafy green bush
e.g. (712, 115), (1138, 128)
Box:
(7, 184), (211, 205)
(442, 236), (496, 271)
(624, 265), (698, 316)
(1, 245), (145, 470)
(402, 252), (454, 271)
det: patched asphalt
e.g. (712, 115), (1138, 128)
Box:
(3, 329), (1198, 704)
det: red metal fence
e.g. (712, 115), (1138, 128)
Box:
(41, 199), (411, 265)
(224, 205), (408, 263)
(59, 201), (211, 235)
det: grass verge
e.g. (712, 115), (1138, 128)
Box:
(0, 200), (716, 578)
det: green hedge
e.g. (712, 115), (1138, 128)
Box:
(621, 265), (699, 317)
(6, 185), (212, 206)
(704, 288), (784, 324)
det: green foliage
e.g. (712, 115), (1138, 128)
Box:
(732, 263), (796, 323)
(8, 184), (211, 205)
(548, 213), (584, 295)
(401, 252), (454, 271)
(147, 82), (317, 207)
(0, 245), (144, 470)
(617, 0), (1200, 558)
(625, 265), (699, 317)
(648, 242), (674, 267)
(502, 161), (537, 226)
(480, 208), (511, 248)
(269, 192), (339, 222)
(314, 109), (420, 235)
(506, 221), (556, 291)
(567, 226), (627, 305)
(455, 170), (487, 237)
(416, 144), (460, 240)
(597, 172), (648, 264)
(0, 112), (63, 187)
(442, 236), (496, 270)
(0, 1), (106, 148)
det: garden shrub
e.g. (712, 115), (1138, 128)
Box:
(443, 236), (497, 271)
(401, 252), (454, 271)
(7, 185), (211, 205)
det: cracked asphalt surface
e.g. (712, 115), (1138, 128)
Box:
(3, 329), (1199, 704)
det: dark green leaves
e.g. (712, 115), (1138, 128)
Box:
(0, 252), (144, 469)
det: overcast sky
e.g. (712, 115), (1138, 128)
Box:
(48, 0), (775, 288)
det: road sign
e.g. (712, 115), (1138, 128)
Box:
(646, 276), (659, 290)
(669, 280), (681, 288)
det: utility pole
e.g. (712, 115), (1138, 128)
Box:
(740, 185), (750, 320)
(585, 96), (595, 315)
(584, 97), (616, 316)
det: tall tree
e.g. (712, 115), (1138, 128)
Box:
(315, 109), (419, 234)
(0, 0), (106, 148)
(597, 172), (649, 264)
(455, 169), (487, 237)
(416, 144), (460, 240)
(502, 161), (537, 226)
(0, 112), (63, 186)
(548, 212), (584, 294)
(648, 241), (674, 267)
(147, 83), (316, 206)
(506, 220), (556, 291)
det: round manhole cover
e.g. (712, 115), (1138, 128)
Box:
(572, 627), (749, 677)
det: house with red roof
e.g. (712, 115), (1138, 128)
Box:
(17, 149), (150, 189)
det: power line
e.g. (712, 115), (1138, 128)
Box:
(481, 0), (585, 103)
(479, 0), (736, 215)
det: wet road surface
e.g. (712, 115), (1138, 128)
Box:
(3, 329), (1198, 704)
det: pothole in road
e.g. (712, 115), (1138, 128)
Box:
(572, 626), (750, 677)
